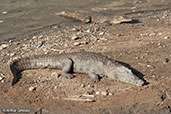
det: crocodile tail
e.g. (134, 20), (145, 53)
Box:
(10, 57), (38, 86)
(10, 56), (58, 85)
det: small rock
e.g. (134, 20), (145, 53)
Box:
(135, 57), (139, 59)
(101, 91), (108, 96)
(10, 53), (16, 57)
(95, 91), (100, 95)
(147, 64), (152, 68)
(81, 41), (88, 44)
(152, 75), (156, 78)
(74, 42), (81, 46)
(164, 36), (169, 39)
(0, 76), (4, 81)
(38, 35), (43, 39)
(72, 28), (77, 31)
(37, 41), (44, 48)
(157, 43), (161, 46)
(0, 44), (9, 50)
(99, 32), (104, 35)
(32, 36), (37, 39)
(165, 58), (169, 63)
(158, 33), (162, 35)
(0, 20), (3, 23)
(109, 93), (113, 96)
(86, 29), (91, 33)
(72, 35), (80, 40)
(29, 86), (36, 91)
(81, 84), (85, 88)
(2, 11), (8, 14)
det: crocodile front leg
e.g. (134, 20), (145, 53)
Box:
(59, 58), (74, 79)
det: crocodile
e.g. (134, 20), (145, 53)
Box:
(56, 11), (133, 24)
(10, 52), (145, 86)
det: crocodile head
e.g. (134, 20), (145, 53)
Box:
(107, 66), (145, 86)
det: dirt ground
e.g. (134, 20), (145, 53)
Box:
(0, 9), (171, 114)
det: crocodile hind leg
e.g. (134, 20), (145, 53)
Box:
(60, 58), (74, 79)
(88, 72), (100, 82)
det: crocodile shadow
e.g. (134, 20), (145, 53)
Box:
(12, 72), (22, 86)
(115, 60), (149, 85)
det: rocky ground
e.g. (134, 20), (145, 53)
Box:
(0, 9), (171, 114)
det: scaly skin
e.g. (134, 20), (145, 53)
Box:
(10, 52), (145, 86)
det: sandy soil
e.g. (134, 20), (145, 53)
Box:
(0, 9), (171, 114)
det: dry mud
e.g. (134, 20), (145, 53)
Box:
(0, 9), (171, 114)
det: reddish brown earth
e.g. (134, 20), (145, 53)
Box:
(0, 9), (171, 114)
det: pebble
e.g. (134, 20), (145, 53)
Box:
(95, 91), (100, 95)
(37, 41), (44, 48)
(2, 11), (8, 15)
(135, 57), (139, 59)
(101, 91), (108, 96)
(157, 19), (160, 21)
(146, 64), (152, 68)
(72, 35), (80, 40)
(0, 44), (8, 50)
(158, 33), (162, 35)
(86, 29), (91, 33)
(152, 75), (156, 78)
(81, 84), (85, 88)
(38, 35), (43, 39)
(0, 20), (3, 23)
(81, 41), (88, 44)
(29, 86), (36, 91)
(164, 36), (169, 39)
(10, 53), (16, 57)
(74, 42), (81, 46)
(108, 93), (113, 96)
(165, 58), (169, 63)
(32, 36), (37, 39)
(99, 32), (104, 35)
(0, 76), (4, 81)
(157, 43), (161, 46)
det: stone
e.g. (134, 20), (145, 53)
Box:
(74, 42), (81, 46)
(164, 36), (169, 39)
(2, 11), (8, 14)
(0, 76), (4, 81)
(95, 91), (100, 95)
(10, 53), (16, 57)
(0, 20), (3, 23)
(72, 35), (80, 40)
(0, 44), (9, 50)
(101, 91), (108, 96)
(165, 58), (169, 63)
(29, 86), (36, 91)
(81, 84), (85, 88)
